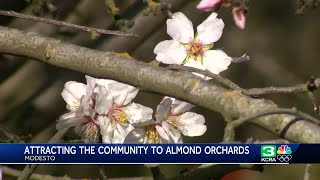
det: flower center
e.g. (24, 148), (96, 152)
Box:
(110, 108), (127, 125)
(165, 116), (181, 131)
(144, 125), (161, 143)
(186, 41), (204, 61)
(71, 101), (81, 110)
(82, 121), (99, 142)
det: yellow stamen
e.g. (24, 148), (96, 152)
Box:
(82, 122), (99, 142)
(144, 126), (161, 143)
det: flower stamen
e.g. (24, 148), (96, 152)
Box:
(185, 40), (205, 63)
(82, 121), (99, 142)
(144, 125), (161, 143)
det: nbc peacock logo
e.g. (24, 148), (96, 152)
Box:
(277, 145), (292, 155)
(276, 145), (292, 162)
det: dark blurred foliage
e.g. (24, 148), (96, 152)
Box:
(0, 0), (320, 179)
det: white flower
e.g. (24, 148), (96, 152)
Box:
(57, 78), (102, 143)
(125, 97), (206, 143)
(93, 84), (153, 143)
(57, 76), (152, 143)
(154, 12), (232, 75)
(61, 81), (87, 111)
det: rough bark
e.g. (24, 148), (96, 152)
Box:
(0, 26), (319, 143)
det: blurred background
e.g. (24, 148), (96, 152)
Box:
(0, 0), (319, 179)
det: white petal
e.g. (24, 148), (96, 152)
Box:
(123, 87), (139, 106)
(170, 98), (194, 115)
(63, 81), (87, 100)
(113, 88), (129, 106)
(154, 40), (187, 65)
(124, 128), (146, 143)
(112, 123), (132, 143)
(95, 86), (112, 115)
(100, 117), (113, 143)
(87, 75), (117, 92)
(95, 79), (116, 90)
(56, 112), (86, 130)
(156, 98), (172, 122)
(124, 103), (153, 125)
(110, 83), (139, 106)
(184, 59), (205, 70)
(178, 112), (207, 136)
(85, 75), (97, 92)
(58, 111), (77, 120)
(167, 12), (194, 43)
(155, 125), (170, 141)
(95, 115), (106, 127)
(203, 50), (232, 74)
(162, 121), (181, 143)
(197, 12), (224, 44)
(62, 81), (86, 110)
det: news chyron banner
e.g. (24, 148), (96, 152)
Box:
(0, 144), (318, 164)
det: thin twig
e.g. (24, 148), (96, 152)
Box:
(307, 91), (319, 114)
(224, 108), (320, 142)
(17, 127), (70, 180)
(0, 125), (22, 142)
(303, 164), (312, 180)
(98, 165), (107, 180)
(0, 10), (138, 38)
(232, 54), (251, 63)
(168, 64), (320, 97)
(244, 77), (320, 95)
(168, 64), (243, 91)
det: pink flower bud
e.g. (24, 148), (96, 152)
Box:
(196, 0), (226, 12)
(232, 6), (246, 30)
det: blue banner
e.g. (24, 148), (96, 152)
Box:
(0, 143), (316, 164)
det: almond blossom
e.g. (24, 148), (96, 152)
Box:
(56, 75), (153, 143)
(89, 84), (153, 143)
(154, 12), (232, 75)
(125, 97), (207, 143)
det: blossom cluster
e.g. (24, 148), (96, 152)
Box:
(58, 12), (242, 144)
(57, 76), (206, 144)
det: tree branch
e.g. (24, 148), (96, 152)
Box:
(244, 77), (320, 96)
(1, 26), (320, 143)
(98, 165), (107, 180)
(168, 64), (244, 91)
(303, 164), (312, 180)
(223, 108), (320, 142)
(0, 10), (138, 38)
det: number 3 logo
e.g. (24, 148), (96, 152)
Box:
(261, 145), (276, 158)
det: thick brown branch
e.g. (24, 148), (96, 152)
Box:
(0, 10), (138, 38)
(1, 26), (320, 143)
